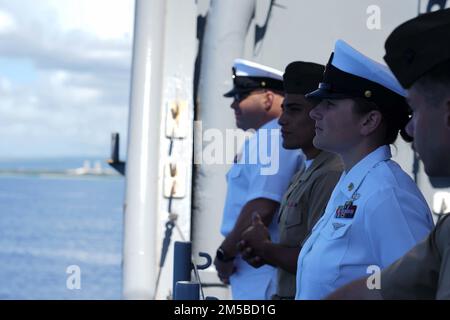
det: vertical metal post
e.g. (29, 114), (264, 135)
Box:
(123, 0), (167, 300)
(193, 0), (256, 269)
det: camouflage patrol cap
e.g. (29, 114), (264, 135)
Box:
(283, 61), (325, 95)
(384, 8), (450, 89)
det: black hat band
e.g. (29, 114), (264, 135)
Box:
(320, 64), (408, 112)
(233, 76), (284, 92)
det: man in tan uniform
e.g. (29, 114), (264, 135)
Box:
(326, 8), (450, 300)
(237, 61), (343, 299)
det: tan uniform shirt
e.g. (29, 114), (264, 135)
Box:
(381, 214), (450, 299)
(276, 151), (343, 298)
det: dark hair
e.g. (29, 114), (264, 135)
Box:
(352, 97), (412, 144)
(414, 59), (450, 107)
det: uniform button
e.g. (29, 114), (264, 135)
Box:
(348, 183), (354, 191)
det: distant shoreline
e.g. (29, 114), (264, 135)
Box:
(0, 170), (122, 179)
(0, 158), (122, 178)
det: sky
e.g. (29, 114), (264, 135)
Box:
(0, 0), (134, 159)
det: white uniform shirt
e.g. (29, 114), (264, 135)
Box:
(221, 118), (302, 300)
(295, 145), (433, 300)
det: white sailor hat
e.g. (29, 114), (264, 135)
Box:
(224, 59), (284, 97)
(306, 40), (408, 110)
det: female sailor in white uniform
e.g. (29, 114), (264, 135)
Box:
(295, 40), (434, 300)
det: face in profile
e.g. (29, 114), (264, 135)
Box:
(406, 84), (450, 178)
(309, 98), (363, 154)
(230, 90), (269, 131)
(278, 94), (316, 150)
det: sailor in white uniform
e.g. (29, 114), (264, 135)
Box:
(214, 59), (303, 299)
(295, 40), (434, 300)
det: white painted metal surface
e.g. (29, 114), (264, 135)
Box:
(123, 0), (167, 300)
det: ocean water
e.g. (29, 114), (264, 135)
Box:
(0, 166), (124, 300)
(0, 157), (111, 172)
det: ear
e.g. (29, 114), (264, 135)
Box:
(263, 91), (274, 111)
(360, 110), (383, 136)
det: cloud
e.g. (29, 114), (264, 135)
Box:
(0, 75), (12, 92)
(0, 0), (134, 158)
(0, 9), (16, 33)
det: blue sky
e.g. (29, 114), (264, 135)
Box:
(0, 0), (134, 159)
(0, 58), (37, 84)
